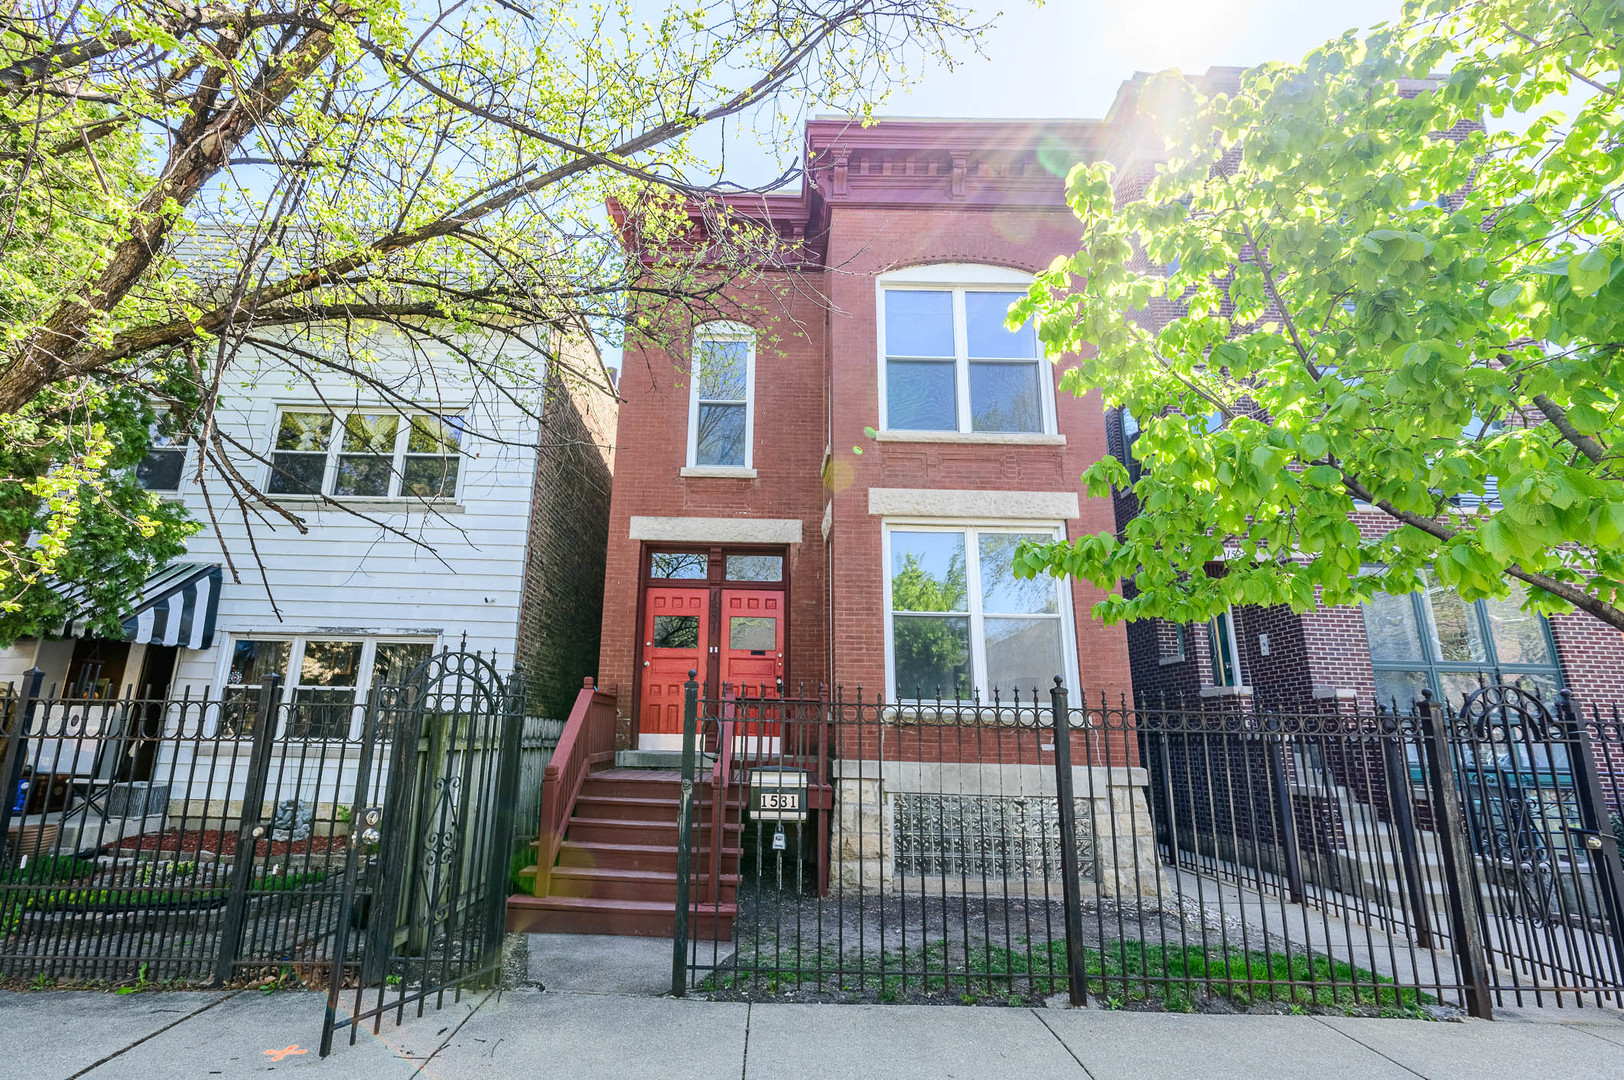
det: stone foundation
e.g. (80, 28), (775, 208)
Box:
(828, 759), (1165, 898)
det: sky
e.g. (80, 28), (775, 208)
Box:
(697, 0), (1412, 189)
(604, 0), (1411, 369)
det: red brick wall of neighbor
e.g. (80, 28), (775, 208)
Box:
(596, 274), (832, 713)
(821, 202), (1134, 754)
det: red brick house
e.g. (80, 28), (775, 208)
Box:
(507, 113), (1172, 935)
(598, 115), (1137, 742)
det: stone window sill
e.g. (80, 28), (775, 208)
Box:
(1313, 687), (1358, 701)
(681, 466), (758, 479)
(874, 430), (1067, 447)
(1198, 685), (1254, 699)
(1157, 654), (1187, 667)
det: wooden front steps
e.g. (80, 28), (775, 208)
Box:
(507, 768), (742, 938)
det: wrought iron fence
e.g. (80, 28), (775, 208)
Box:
(0, 651), (548, 1013)
(670, 680), (1624, 1016)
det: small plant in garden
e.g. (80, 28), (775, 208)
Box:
(386, 974), (402, 986)
(116, 963), (150, 995)
(1104, 995), (1125, 1011)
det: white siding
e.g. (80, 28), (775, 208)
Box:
(2, 326), (544, 700)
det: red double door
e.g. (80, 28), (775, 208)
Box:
(640, 587), (784, 740)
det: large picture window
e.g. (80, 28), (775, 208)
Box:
(1360, 575), (1563, 711)
(686, 324), (755, 471)
(267, 409), (463, 500)
(884, 525), (1073, 701)
(879, 268), (1050, 436)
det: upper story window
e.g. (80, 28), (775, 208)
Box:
(878, 265), (1051, 436)
(686, 323), (755, 471)
(136, 412), (188, 492)
(267, 409), (463, 500)
(1116, 408), (1142, 483)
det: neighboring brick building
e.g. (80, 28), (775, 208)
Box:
(1095, 70), (1624, 718)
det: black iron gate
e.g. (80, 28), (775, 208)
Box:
(1444, 685), (1624, 1007)
(320, 649), (525, 1055)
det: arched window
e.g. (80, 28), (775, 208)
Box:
(876, 264), (1053, 436)
(686, 322), (755, 472)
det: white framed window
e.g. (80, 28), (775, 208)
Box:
(266, 408), (464, 500)
(876, 265), (1054, 436)
(1207, 610), (1241, 687)
(686, 322), (756, 472)
(883, 522), (1077, 701)
(221, 635), (436, 738)
(136, 412), (189, 492)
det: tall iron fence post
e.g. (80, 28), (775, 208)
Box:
(672, 672), (699, 998)
(322, 684), (386, 1057)
(484, 676), (527, 975)
(1050, 678), (1089, 1007)
(0, 668), (44, 867)
(1557, 689), (1624, 983)
(1263, 729), (1306, 904)
(365, 678), (426, 984)
(1379, 723), (1434, 949)
(213, 674), (283, 986)
(1417, 690), (1493, 1019)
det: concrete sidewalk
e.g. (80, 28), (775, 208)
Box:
(5, 983), (1624, 1080)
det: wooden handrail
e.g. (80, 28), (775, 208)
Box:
(533, 677), (618, 896)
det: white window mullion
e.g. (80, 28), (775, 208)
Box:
(389, 417), (409, 498)
(350, 639), (378, 738)
(952, 288), (972, 433)
(743, 339), (756, 470)
(686, 357), (702, 467)
(964, 527), (987, 697)
(322, 415), (342, 496)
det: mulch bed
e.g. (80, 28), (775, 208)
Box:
(115, 828), (347, 858)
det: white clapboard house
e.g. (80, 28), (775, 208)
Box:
(2, 326), (615, 727)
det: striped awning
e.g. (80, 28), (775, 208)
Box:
(59, 562), (222, 650)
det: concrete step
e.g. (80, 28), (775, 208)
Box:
(615, 749), (712, 769)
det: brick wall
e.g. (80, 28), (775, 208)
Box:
(515, 343), (618, 719)
(822, 205), (1134, 715)
(598, 276), (831, 720)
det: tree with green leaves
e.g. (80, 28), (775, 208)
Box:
(0, 0), (984, 637)
(1013, 0), (1624, 634)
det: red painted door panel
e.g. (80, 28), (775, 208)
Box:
(641, 588), (709, 735)
(719, 589), (784, 695)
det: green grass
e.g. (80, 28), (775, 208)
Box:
(701, 937), (1431, 1016)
